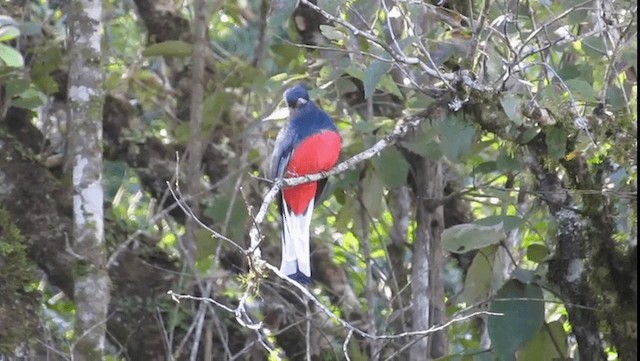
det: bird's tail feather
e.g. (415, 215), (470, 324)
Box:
(281, 197), (314, 282)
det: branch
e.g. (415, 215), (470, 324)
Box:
(247, 107), (433, 253)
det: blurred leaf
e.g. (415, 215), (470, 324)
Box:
(474, 161), (497, 174)
(204, 192), (248, 241)
(0, 15), (18, 27)
(511, 267), (535, 284)
(269, 0), (299, 26)
(496, 152), (520, 171)
(474, 215), (524, 231)
(439, 115), (476, 162)
(142, 40), (193, 57)
(17, 22), (41, 36)
(462, 245), (498, 305)
(399, 124), (441, 157)
(6, 78), (29, 97)
(500, 94), (524, 125)
(319, 25), (346, 42)
(538, 85), (565, 115)
(0, 43), (24, 68)
(564, 79), (598, 102)
(363, 60), (392, 100)
(11, 88), (45, 109)
(360, 169), (384, 219)
(518, 321), (569, 361)
(488, 280), (545, 360)
(372, 147), (410, 187)
(545, 127), (567, 160)
(202, 90), (227, 132)
(526, 244), (549, 263)
(582, 36), (606, 59)
(318, 0), (344, 14)
(605, 85), (627, 111)
(443, 223), (506, 253)
(0, 24), (20, 42)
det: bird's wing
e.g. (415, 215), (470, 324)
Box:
(270, 124), (295, 180)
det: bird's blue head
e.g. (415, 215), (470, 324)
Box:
(284, 84), (311, 110)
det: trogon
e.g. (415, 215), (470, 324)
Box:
(270, 85), (342, 283)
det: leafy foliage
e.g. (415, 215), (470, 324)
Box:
(0, 0), (636, 360)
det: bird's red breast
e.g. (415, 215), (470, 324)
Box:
(283, 130), (342, 215)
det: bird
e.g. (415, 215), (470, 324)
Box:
(270, 84), (342, 283)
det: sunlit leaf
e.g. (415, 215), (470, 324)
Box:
(0, 24), (20, 42)
(526, 244), (549, 263)
(0, 43), (24, 68)
(142, 40), (193, 57)
(488, 280), (545, 360)
(443, 223), (506, 253)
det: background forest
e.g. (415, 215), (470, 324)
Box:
(0, 0), (636, 360)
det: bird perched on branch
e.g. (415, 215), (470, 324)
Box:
(270, 85), (342, 283)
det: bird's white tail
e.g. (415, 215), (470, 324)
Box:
(280, 196), (314, 280)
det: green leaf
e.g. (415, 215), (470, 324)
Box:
(439, 115), (476, 162)
(0, 43), (24, 68)
(399, 124), (441, 157)
(372, 147), (410, 187)
(17, 22), (41, 36)
(474, 215), (524, 231)
(363, 60), (392, 100)
(582, 36), (607, 59)
(202, 91), (227, 132)
(443, 223), (506, 254)
(462, 245), (498, 305)
(496, 152), (520, 172)
(526, 244), (549, 263)
(0, 24), (20, 42)
(500, 94), (523, 125)
(319, 25), (346, 42)
(474, 161), (497, 174)
(488, 280), (545, 360)
(269, 0), (299, 27)
(11, 88), (45, 110)
(518, 321), (569, 361)
(6, 78), (30, 97)
(545, 127), (567, 160)
(360, 169), (385, 219)
(142, 40), (194, 57)
(564, 79), (598, 102)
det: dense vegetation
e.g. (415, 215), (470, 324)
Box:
(0, 0), (636, 360)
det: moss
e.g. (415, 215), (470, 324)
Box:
(0, 206), (42, 355)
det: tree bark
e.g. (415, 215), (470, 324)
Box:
(67, 0), (110, 359)
(407, 155), (447, 360)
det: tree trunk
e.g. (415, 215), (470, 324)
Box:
(67, 0), (110, 359)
